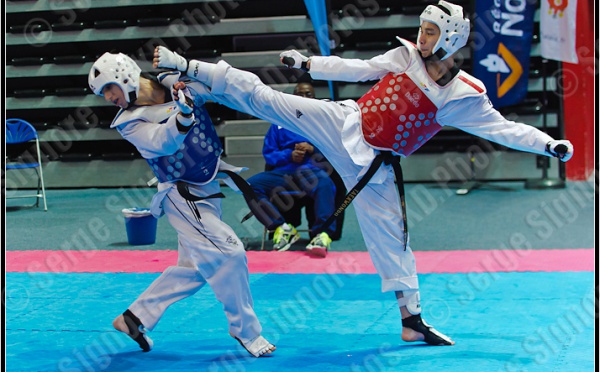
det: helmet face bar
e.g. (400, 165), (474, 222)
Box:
(418, 1), (470, 60)
(88, 52), (142, 103)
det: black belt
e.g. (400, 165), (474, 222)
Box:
(176, 181), (225, 222)
(219, 170), (280, 229)
(320, 151), (408, 250)
(177, 171), (281, 229)
(176, 182), (225, 202)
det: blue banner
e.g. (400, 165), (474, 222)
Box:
(472, 0), (536, 108)
(303, 0), (335, 100)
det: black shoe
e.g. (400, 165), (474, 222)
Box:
(402, 314), (454, 345)
(122, 309), (154, 352)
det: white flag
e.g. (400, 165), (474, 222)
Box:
(540, 0), (578, 63)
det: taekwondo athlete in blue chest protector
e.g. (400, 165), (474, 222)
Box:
(152, 0), (574, 346)
(88, 52), (275, 357)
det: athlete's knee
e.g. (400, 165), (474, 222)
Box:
(225, 246), (248, 267)
(254, 83), (283, 106)
(176, 257), (197, 268)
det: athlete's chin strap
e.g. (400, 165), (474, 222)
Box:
(419, 52), (460, 86)
(320, 151), (408, 250)
(125, 94), (137, 109)
(420, 50), (441, 62)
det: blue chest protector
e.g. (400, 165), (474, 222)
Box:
(146, 98), (223, 184)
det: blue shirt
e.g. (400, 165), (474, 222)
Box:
(263, 125), (322, 172)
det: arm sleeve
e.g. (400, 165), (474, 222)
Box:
(262, 126), (293, 168)
(309, 47), (410, 82)
(116, 114), (188, 159)
(437, 96), (554, 156)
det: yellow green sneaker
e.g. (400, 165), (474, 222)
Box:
(273, 223), (300, 251)
(306, 232), (331, 257)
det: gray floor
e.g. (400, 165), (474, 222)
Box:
(5, 179), (596, 252)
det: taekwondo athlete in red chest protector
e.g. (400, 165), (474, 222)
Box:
(153, 0), (573, 346)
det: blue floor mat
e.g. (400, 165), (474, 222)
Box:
(5, 272), (595, 371)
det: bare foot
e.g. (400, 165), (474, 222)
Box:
(262, 344), (277, 356)
(401, 325), (456, 345)
(113, 314), (130, 335)
(231, 333), (276, 357)
(401, 315), (455, 346)
(401, 326), (426, 342)
(113, 311), (153, 352)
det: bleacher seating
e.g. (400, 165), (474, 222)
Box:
(6, 0), (560, 188)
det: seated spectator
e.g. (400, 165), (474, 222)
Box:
(247, 82), (337, 257)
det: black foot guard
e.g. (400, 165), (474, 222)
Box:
(402, 314), (454, 346)
(123, 309), (153, 352)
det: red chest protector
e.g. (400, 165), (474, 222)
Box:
(357, 72), (442, 156)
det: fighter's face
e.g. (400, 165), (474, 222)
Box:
(102, 84), (128, 109)
(417, 21), (441, 58)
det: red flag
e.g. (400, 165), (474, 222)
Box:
(540, 0), (579, 63)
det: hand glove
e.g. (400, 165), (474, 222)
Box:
(155, 46), (188, 72)
(546, 140), (573, 162)
(175, 89), (194, 115)
(174, 89), (195, 129)
(280, 50), (309, 71)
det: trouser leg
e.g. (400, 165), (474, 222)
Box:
(198, 61), (350, 162)
(162, 182), (263, 341)
(246, 171), (291, 229)
(129, 265), (207, 331)
(342, 171), (419, 293)
(298, 167), (336, 235)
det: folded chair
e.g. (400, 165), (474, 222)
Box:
(5, 118), (48, 210)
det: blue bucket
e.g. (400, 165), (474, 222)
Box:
(122, 208), (158, 245)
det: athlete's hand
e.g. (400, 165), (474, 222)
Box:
(154, 46), (188, 72)
(172, 82), (194, 123)
(280, 50), (309, 70)
(546, 140), (573, 162)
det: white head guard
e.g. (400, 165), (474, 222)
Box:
(88, 52), (141, 103)
(419, 1), (470, 60)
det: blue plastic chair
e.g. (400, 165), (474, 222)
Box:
(6, 118), (48, 210)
